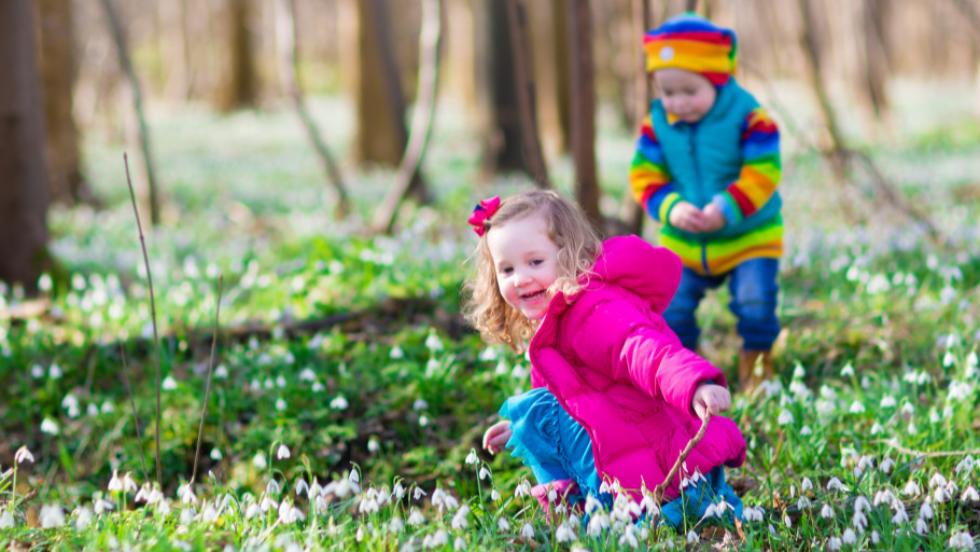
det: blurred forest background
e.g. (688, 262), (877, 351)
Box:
(3, 0), (980, 288)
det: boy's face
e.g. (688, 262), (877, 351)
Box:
(653, 68), (717, 123)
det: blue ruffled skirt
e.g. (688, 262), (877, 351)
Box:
(500, 387), (742, 528)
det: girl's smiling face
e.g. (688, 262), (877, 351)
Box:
(653, 68), (717, 123)
(486, 213), (560, 321)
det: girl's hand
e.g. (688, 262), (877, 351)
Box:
(482, 420), (512, 455)
(700, 203), (726, 233)
(669, 201), (708, 233)
(692, 384), (731, 419)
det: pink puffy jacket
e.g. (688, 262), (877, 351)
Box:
(528, 236), (746, 501)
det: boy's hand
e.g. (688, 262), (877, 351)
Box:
(482, 420), (512, 455)
(668, 201), (708, 232)
(700, 203), (726, 233)
(692, 384), (731, 419)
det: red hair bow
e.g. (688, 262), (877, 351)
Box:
(467, 196), (501, 237)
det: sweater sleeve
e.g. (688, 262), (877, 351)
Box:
(569, 299), (727, 414)
(711, 107), (781, 224)
(629, 115), (682, 223)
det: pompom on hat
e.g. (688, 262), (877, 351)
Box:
(644, 13), (737, 86)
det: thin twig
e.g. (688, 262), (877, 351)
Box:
(118, 345), (149, 482)
(875, 438), (980, 458)
(654, 411), (712, 503)
(124, 152), (162, 486)
(191, 275), (224, 484)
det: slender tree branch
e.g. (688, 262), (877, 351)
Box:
(654, 411), (711, 503)
(118, 345), (149, 483)
(123, 152), (162, 486)
(191, 275), (224, 484)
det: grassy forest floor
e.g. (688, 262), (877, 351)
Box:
(1, 90), (979, 549)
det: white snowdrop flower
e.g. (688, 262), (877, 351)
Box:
(40, 504), (65, 528)
(49, 363), (63, 380)
(423, 529), (449, 549)
(40, 417), (59, 435)
(497, 517), (511, 532)
(275, 375), (287, 388)
(259, 495), (278, 512)
(14, 445), (34, 464)
(960, 486), (979, 503)
(294, 478), (309, 497)
(743, 506), (764, 522)
(820, 503), (834, 519)
(854, 495), (870, 514)
(31, 364), (44, 379)
(86, 403), (99, 417)
(121, 472), (137, 493)
(349, 468), (360, 485)
(514, 480), (532, 498)
(801, 477), (813, 492)
(841, 362), (855, 377)
(464, 449), (479, 466)
(244, 502), (260, 519)
(880, 456), (895, 473)
(934, 486), (950, 503)
(0, 511), (13, 529)
(107, 470), (124, 492)
(903, 479), (922, 496)
(453, 537), (466, 551)
(450, 504), (469, 529)
(873, 489), (895, 507)
(587, 512), (609, 536)
(826, 477), (847, 492)
(276, 444), (291, 460)
(479, 347), (498, 361)
(424, 332), (443, 352)
(852, 510), (867, 532)
(919, 501), (934, 520)
(389, 516), (404, 533)
(827, 536), (842, 551)
(555, 521), (575, 543)
(777, 409), (794, 426)
(367, 437), (380, 453)
(879, 394), (897, 408)
(407, 508), (425, 526)
(520, 522), (535, 539)
(266, 479), (281, 496)
(413, 398), (429, 411)
(135, 483), (152, 502)
(800, 425), (813, 436)
(162, 376), (177, 390)
(74, 506), (93, 530)
(278, 501), (304, 524)
(311, 381), (324, 392)
(797, 496), (812, 510)
(949, 531), (975, 549)
(914, 517), (928, 535)
(891, 506), (909, 524)
(61, 394), (80, 418)
(413, 486), (427, 501)
(490, 489), (501, 501)
(849, 400), (865, 414)
(783, 513), (793, 528)
(178, 483), (197, 504)
(391, 481), (404, 501)
(929, 472), (948, 489)
(214, 365), (228, 379)
(687, 530), (700, 543)
(619, 525), (639, 548)
(389, 345), (405, 360)
(201, 503), (219, 523)
(209, 448), (222, 461)
(547, 488), (558, 503)
(955, 456), (975, 474)
(299, 368), (316, 382)
(419, 414), (430, 427)
(100, 401), (115, 414)
(842, 528), (857, 544)
(943, 351), (956, 367)
(275, 398), (288, 411)
(252, 452), (267, 469)
(870, 530), (880, 544)
(479, 467), (491, 481)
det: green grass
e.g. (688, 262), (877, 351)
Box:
(1, 97), (978, 549)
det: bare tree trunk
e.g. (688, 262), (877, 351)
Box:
(373, 0), (444, 233)
(797, 0), (942, 242)
(504, 0), (551, 188)
(550, 0), (572, 154)
(100, 0), (162, 226)
(620, 0), (652, 235)
(275, 0), (350, 217)
(685, 0), (698, 13)
(476, 0), (524, 175)
(217, 0), (259, 111)
(860, 0), (890, 125)
(0, 0), (50, 290)
(567, 0), (601, 230)
(36, 0), (90, 205)
(162, 0), (196, 100)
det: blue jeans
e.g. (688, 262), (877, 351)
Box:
(664, 258), (780, 351)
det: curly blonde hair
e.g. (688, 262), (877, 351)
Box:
(463, 190), (602, 351)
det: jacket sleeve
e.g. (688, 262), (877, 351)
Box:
(711, 107), (781, 225)
(569, 298), (727, 414)
(629, 115), (682, 224)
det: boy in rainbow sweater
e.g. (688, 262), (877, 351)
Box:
(629, 14), (781, 388)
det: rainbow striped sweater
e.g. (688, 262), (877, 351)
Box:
(629, 80), (782, 275)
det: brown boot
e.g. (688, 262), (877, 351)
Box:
(738, 350), (774, 392)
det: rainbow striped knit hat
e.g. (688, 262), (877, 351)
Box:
(644, 14), (737, 86)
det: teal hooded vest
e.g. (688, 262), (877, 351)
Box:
(651, 79), (782, 241)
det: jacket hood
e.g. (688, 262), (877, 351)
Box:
(588, 236), (682, 313)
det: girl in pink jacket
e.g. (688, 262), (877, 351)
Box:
(464, 190), (746, 527)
